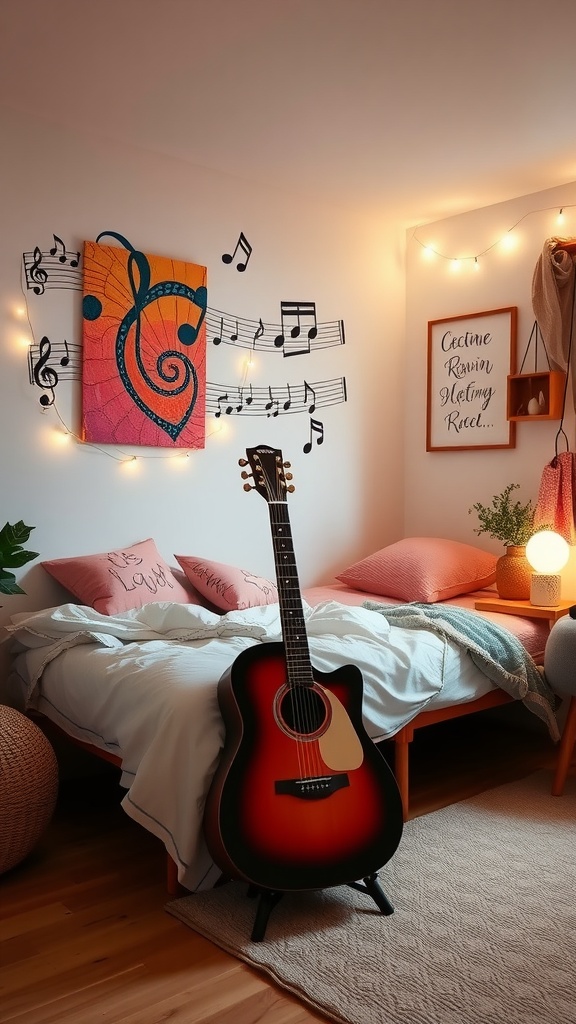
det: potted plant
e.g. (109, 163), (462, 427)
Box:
(0, 521), (38, 597)
(469, 484), (535, 599)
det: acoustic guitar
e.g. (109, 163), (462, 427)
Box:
(203, 444), (403, 895)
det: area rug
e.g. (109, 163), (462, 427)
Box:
(166, 772), (575, 1024)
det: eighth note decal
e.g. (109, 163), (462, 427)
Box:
(222, 231), (252, 272)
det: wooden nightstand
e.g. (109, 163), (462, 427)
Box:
(474, 597), (574, 629)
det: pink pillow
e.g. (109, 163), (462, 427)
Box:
(336, 537), (497, 603)
(42, 538), (201, 615)
(175, 555), (278, 611)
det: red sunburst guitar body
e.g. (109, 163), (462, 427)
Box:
(203, 445), (403, 895)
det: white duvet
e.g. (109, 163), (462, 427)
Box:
(6, 600), (493, 891)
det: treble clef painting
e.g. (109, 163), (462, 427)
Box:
(81, 231), (207, 447)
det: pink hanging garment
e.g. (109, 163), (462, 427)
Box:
(534, 451), (576, 544)
(532, 238), (576, 543)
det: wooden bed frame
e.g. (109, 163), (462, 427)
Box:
(33, 687), (515, 896)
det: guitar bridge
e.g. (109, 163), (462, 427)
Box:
(274, 774), (349, 800)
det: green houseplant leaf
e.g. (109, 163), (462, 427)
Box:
(0, 520), (39, 596)
(468, 484), (535, 547)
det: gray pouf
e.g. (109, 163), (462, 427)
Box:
(544, 615), (576, 697)
(544, 616), (576, 796)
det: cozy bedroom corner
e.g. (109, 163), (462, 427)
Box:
(1, 3), (575, 1023)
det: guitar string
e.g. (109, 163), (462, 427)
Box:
(264, 464), (311, 783)
(262, 456), (315, 782)
(267, 473), (323, 782)
(271, 497), (315, 782)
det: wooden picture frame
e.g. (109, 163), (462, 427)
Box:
(426, 307), (517, 452)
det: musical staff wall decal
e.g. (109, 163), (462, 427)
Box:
(207, 304), (344, 354)
(206, 377), (347, 418)
(26, 335), (347, 426)
(20, 226), (349, 458)
(22, 235), (82, 294)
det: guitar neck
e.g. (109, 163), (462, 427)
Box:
(267, 500), (313, 687)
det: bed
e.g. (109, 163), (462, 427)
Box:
(3, 535), (559, 896)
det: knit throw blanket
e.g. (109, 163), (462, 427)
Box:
(363, 601), (560, 741)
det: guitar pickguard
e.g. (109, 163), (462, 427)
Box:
(318, 685), (364, 771)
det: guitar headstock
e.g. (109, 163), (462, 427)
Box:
(240, 445), (294, 503)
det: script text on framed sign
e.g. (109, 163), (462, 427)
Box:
(426, 306), (517, 452)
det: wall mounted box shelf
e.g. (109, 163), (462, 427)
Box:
(507, 370), (566, 421)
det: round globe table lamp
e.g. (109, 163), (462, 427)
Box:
(525, 530), (570, 607)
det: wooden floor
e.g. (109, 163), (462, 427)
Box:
(0, 704), (565, 1024)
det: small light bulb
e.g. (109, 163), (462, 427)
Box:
(53, 427), (71, 446)
(557, 208), (565, 225)
(450, 259), (461, 272)
(500, 232), (516, 251)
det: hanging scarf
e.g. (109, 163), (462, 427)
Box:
(532, 237), (576, 410)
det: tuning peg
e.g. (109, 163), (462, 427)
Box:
(243, 482), (255, 491)
(238, 458), (249, 467)
(284, 472), (293, 481)
(286, 484), (295, 493)
(240, 470), (252, 480)
(283, 461), (291, 469)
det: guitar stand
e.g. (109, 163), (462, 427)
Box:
(246, 873), (394, 942)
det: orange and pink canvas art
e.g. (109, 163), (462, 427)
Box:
(81, 231), (207, 448)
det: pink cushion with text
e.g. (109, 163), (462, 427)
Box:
(42, 538), (201, 615)
(175, 555), (279, 611)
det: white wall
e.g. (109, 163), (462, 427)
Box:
(0, 105), (406, 630)
(404, 180), (576, 593)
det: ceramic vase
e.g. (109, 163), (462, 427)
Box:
(495, 545), (531, 600)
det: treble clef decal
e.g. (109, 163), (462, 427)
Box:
(31, 336), (59, 406)
(83, 231), (207, 443)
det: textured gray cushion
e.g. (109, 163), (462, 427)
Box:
(544, 614), (576, 696)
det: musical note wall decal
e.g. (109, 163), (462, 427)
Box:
(253, 318), (265, 348)
(27, 247), (48, 295)
(205, 377), (347, 418)
(222, 231), (252, 272)
(274, 301), (318, 356)
(303, 417), (325, 454)
(205, 306), (344, 354)
(28, 337), (60, 406)
(49, 234), (80, 267)
(23, 234), (83, 293)
(28, 340), (81, 384)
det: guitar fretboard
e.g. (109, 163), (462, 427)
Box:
(268, 501), (314, 689)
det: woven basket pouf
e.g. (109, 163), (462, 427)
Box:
(0, 705), (59, 874)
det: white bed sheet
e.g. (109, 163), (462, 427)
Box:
(8, 599), (495, 891)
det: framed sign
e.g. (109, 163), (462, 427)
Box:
(426, 307), (517, 452)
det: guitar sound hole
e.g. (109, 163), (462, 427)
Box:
(278, 686), (328, 736)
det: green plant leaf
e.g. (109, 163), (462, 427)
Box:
(0, 570), (26, 596)
(468, 484), (535, 546)
(0, 521), (38, 596)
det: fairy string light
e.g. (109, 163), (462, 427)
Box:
(411, 203), (576, 266)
